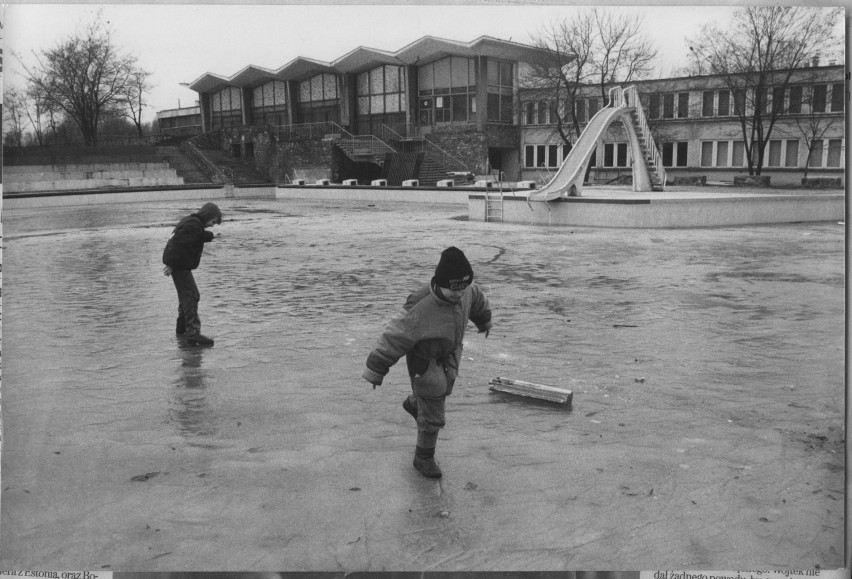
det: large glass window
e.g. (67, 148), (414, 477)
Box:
(418, 57), (475, 124)
(487, 59), (514, 123)
(356, 65), (405, 115)
(297, 73), (340, 124)
(211, 86), (242, 129)
(251, 80), (288, 126)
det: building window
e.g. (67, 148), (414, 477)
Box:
(788, 86), (802, 114)
(251, 80), (288, 126)
(524, 143), (564, 168)
(297, 73), (340, 124)
(767, 140), (782, 166)
(826, 139), (842, 167)
(733, 89), (746, 116)
(419, 56), (475, 125)
(588, 97), (600, 118)
(830, 83), (844, 112)
(211, 86), (242, 129)
(663, 93), (675, 118)
(785, 140), (799, 167)
(487, 59), (514, 123)
(701, 141), (713, 167)
(677, 92), (689, 118)
(772, 86), (785, 115)
(717, 91), (730, 116)
(575, 99), (586, 124)
(808, 140), (824, 167)
(732, 141), (745, 167)
(716, 141), (729, 166)
(537, 101), (548, 124)
(812, 85), (827, 113)
(702, 91), (714, 117)
(649, 93), (660, 120)
(601, 142), (628, 168)
(663, 142), (689, 167)
(357, 65), (406, 115)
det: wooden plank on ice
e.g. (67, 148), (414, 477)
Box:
(488, 377), (573, 405)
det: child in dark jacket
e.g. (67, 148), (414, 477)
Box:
(362, 247), (493, 478)
(162, 202), (223, 347)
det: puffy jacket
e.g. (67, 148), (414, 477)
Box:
(162, 214), (214, 270)
(363, 282), (492, 395)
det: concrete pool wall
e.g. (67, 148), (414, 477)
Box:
(3, 183), (844, 228)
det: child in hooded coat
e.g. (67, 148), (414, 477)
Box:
(362, 246), (493, 478)
(162, 202), (223, 347)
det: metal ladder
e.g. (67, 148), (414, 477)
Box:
(484, 186), (504, 223)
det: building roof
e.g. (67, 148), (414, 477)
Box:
(185, 34), (566, 94)
(332, 46), (402, 74)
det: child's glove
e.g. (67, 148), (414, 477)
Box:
(362, 367), (383, 390)
(478, 328), (490, 338)
(163, 265), (173, 276)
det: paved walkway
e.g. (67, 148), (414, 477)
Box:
(0, 198), (845, 571)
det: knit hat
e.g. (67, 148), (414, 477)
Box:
(433, 246), (474, 290)
(197, 202), (223, 225)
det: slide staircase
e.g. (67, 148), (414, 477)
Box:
(530, 85), (666, 201)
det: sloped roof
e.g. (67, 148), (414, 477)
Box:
(185, 35), (567, 93)
(332, 46), (402, 74)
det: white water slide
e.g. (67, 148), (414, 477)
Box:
(529, 86), (665, 202)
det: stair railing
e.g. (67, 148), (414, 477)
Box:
(623, 85), (667, 189)
(330, 122), (395, 159)
(182, 140), (232, 184)
(382, 123), (468, 173)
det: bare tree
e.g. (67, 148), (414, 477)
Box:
(115, 68), (153, 137)
(689, 5), (842, 175)
(525, 7), (658, 149)
(3, 86), (27, 147)
(17, 11), (144, 146)
(789, 77), (845, 179)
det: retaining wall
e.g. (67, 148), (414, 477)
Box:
(469, 193), (845, 228)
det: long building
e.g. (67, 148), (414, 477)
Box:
(162, 34), (844, 187)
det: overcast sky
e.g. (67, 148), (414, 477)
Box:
(1, 2), (846, 125)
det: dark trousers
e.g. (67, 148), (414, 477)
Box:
(172, 269), (201, 336)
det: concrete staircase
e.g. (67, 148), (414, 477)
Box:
(415, 153), (453, 186)
(3, 162), (185, 193)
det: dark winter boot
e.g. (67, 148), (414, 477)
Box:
(176, 316), (186, 335)
(403, 396), (418, 420)
(185, 334), (214, 347)
(413, 446), (442, 479)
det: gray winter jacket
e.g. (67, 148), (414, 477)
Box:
(363, 282), (492, 396)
